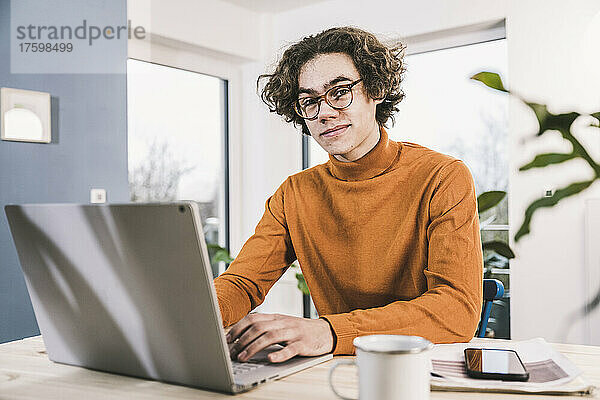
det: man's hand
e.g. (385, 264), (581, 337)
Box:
(226, 313), (334, 363)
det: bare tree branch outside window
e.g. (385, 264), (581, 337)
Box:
(129, 138), (196, 202)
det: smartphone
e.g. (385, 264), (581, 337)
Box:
(464, 348), (529, 381)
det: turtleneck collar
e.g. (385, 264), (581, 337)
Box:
(327, 127), (399, 182)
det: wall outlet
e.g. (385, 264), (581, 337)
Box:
(90, 188), (106, 203)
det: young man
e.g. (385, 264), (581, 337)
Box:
(214, 27), (483, 364)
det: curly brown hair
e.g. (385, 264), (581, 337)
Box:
(258, 26), (406, 136)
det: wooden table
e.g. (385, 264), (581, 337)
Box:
(1, 336), (598, 399)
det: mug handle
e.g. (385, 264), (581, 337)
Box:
(328, 359), (358, 400)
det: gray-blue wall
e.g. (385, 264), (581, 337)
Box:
(0, 0), (129, 343)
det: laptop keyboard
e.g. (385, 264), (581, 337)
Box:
(232, 360), (267, 375)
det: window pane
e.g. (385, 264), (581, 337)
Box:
(388, 39), (508, 224)
(127, 59), (228, 276)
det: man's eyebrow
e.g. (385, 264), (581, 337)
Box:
(298, 76), (354, 96)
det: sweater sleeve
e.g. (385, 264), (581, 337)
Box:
(214, 179), (296, 327)
(320, 160), (483, 355)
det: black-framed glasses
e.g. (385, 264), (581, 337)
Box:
(294, 79), (363, 120)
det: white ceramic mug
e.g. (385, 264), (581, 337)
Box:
(328, 335), (433, 400)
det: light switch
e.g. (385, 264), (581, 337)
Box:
(90, 188), (106, 203)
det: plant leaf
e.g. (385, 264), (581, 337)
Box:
(470, 72), (508, 93)
(207, 243), (235, 264)
(212, 249), (234, 264)
(484, 255), (509, 269)
(515, 180), (595, 241)
(295, 273), (310, 295)
(524, 102), (579, 137)
(482, 240), (515, 259)
(591, 112), (600, 128)
(519, 153), (577, 171)
(581, 287), (600, 316)
(477, 191), (506, 214)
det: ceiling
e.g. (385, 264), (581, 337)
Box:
(220, 0), (333, 13)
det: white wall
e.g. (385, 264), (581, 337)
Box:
(506, 0), (600, 344)
(129, 0), (263, 61)
(236, 17), (305, 315)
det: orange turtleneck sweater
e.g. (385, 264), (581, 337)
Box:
(214, 128), (483, 355)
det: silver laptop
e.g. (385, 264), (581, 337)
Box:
(5, 202), (332, 394)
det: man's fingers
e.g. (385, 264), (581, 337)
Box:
(225, 314), (332, 363)
(230, 320), (286, 359)
(226, 313), (277, 343)
(267, 342), (300, 363)
(236, 328), (294, 362)
(226, 314), (260, 343)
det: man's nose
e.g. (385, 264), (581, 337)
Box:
(318, 100), (338, 121)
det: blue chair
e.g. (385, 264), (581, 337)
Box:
(476, 279), (505, 338)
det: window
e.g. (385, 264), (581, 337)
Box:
(127, 59), (229, 277)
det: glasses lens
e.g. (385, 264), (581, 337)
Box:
(297, 98), (319, 119)
(326, 86), (352, 109)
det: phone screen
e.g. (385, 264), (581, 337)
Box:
(464, 348), (527, 377)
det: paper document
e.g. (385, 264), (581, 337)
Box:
(430, 338), (595, 395)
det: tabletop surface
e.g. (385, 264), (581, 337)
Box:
(1, 336), (599, 399)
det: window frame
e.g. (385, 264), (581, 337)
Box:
(403, 19), (505, 56)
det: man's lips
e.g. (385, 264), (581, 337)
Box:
(320, 124), (350, 137)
